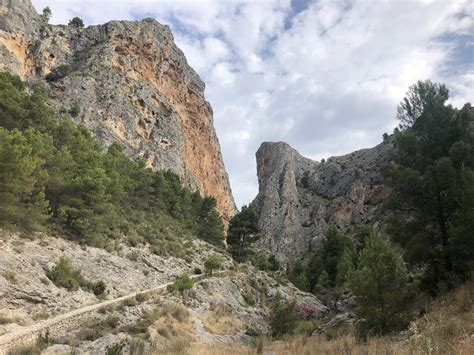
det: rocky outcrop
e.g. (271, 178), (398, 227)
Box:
(252, 140), (394, 263)
(0, 0), (235, 223)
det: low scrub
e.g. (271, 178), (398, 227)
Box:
(167, 273), (194, 293)
(46, 256), (107, 295)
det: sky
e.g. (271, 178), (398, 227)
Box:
(31, 0), (474, 208)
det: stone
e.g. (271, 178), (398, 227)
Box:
(313, 312), (355, 335)
(252, 139), (394, 264)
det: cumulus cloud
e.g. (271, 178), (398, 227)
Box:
(31, 0), (473, 208)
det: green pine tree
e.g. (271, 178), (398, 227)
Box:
(349, 232), (415, 338)
(382, 80), (474, 291)
(227, 205), (259, 262)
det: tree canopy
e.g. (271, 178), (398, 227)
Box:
(381, 80), (474, 292)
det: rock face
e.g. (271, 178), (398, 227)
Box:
(0, 0), (236, 223)
(252, 140), (394, 263)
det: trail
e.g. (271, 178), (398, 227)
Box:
(0, 272), (218, 354)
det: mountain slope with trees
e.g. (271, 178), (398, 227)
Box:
(0, 71), (224, 253)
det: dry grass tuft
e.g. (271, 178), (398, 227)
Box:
(148, 301), (195, 347)
(201, 302), (243, 335)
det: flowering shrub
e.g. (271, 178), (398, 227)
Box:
(296, 303), (320, 320)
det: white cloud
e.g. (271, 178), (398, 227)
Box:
(31, 0), (473, 208)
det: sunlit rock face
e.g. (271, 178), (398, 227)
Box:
(0, 0), (236, 224)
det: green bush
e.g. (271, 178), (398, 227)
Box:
(167, 273), (193, 293)
(105, 341), (125, 355)
(254, 252), (280, 271)
(204, 255), (222, 275)
(68, 17), (84, 28)
(46, 256), (107, 295)
(90, 280), (107, 296)
(2, 271), (16, 283)
(123, 298), (137, 307)
(45, 64), (71, 82)
(46, 256), (84, 291)
(270, 293), (298, 338)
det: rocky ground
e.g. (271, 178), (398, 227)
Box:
(0, 232), (328, 353)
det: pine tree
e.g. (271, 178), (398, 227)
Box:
(336, 247), (354, 288)
(349, 232), (415, 338)
(227, 205), (259, 262)
(40, 7), (52, 23)
(382, 80), (474, 291)
(0, 128), (49, 230)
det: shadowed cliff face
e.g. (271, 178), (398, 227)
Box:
(0, 0), (236, 224)
(252, 140), (394, 264)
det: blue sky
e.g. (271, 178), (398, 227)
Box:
(31, 0), (473, 208)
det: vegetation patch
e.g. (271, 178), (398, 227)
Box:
(0, 71), (225, 258)
(46, 256), (107, 295)
(202, 302), (243, 335)
(167, 273), (194, 293)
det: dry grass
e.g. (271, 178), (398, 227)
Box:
(189, 343), (256, 354)
(189, 282), (474, 355)
(148, 302), (195, 346)
(201, 302), (243, 335)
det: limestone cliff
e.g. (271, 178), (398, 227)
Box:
(0, 0), (236, 223)
(252, 140), (394, 263)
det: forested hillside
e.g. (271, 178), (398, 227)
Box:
(0, 72), (225, 256)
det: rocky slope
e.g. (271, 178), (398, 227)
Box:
(0, 0), (235, 224)
(0, 232), (327, 353)
(252, 140), (394, 264)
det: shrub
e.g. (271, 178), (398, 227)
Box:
(204, 255), (222, 275)
(270, 293), (298, 338)
(167, 273), (193, 293)
(3, 271), (16, 283)
(46, 256), (83, 291)
(242, 291), (256, 306)
(193, 267), (202, 275)
(105, 341), (125, 355)
(123, 298), (137, 307)
(295, 320), (317, 335)
(296, 303), (321, 320)
(45, 64), (71, 82)
(90, 280), (107, 296)
(69, 102), (80, 117)
(105, 315), (120, 329)
(46, 256), (107, 295)
(135, 293), (147, 303)
(68, 17), (84, 28)
(254, 252), (280, 271)
(158, 302), (190, 322)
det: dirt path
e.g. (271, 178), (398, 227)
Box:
(0, 272), (218, 354)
